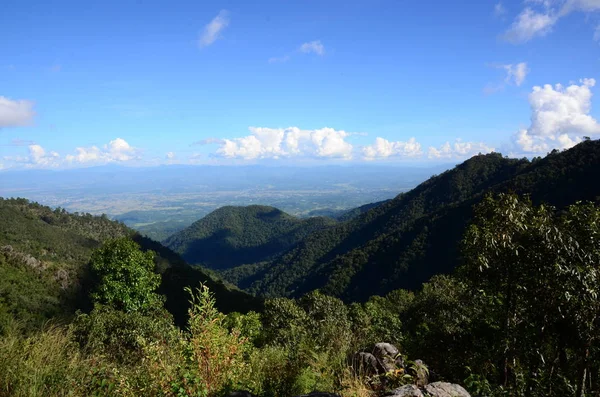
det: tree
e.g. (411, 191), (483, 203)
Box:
(461, 193), (600, 396)
(90, 238), (162, 312)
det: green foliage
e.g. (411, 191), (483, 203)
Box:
(89, 238), (162, 312)
(140, 285), (251, 396)
(164, 205), (336, 271)
(244, 140), (600, 302)
(71, 305), (175, 364)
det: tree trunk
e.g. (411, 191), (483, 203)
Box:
(576, 345), (590, 397)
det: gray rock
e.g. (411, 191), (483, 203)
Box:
(373, 343), (403, 372)
(423, 382), (471, 397)
(353, 351), (382, 376)
(413, 359), (429, 386)
(385, 384), (424, 397)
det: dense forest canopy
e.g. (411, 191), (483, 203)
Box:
(220, 140), (600, 301)
(165, 205), (336, 270)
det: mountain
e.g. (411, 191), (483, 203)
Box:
(164, 205), (337, 270)
(0, 198), (260, 331)
(235, 140), (600, 302)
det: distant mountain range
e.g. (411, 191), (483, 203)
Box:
(164, 140), (600, 302)
(3, 140), (599, 316)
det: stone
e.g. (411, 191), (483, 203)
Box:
(353, 351), (382, 375)
(373, 342), (404, 372)
(384, 384), (424, 397)
(423, 382), (471, 397)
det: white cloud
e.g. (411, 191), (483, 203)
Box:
(515, 78), (600, 152)
(65, 138), (139, 164)
(28, 144), (60, 167)
(199, 10), (229, 48)
(485, 62), (530, 94)
(362, 137), (422, 160)
(166, 152), (175, 160)
(213, 126), (353, 160)
(428, 141), (495, 159)
(0, 96), (35, 128)
(504, 0), (600, 43)
(503, 8), (556, 43)
(299, 40), (325, 55)
(505, 62), (529, 86)
(495, 2), (507, 16)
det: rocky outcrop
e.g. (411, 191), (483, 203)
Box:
(424, 382), (470, 397)
(384, 382), (471, 397)
(385, 384), (424, 397)
(353, 342), (405, 376)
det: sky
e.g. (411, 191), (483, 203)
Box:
(1, 0), (600, 169)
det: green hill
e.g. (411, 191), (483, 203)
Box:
(237, 140), (600, 301)
(0, 198), (260, 331)
(164, 205), (337, 270)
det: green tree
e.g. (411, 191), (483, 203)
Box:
(461, 193), (600, 396)
(90, 238), (162, 312)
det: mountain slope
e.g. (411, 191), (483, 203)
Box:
(164, 205), (337, 270)
(0, 198), (260, 331)
(241, 140), (600, 301)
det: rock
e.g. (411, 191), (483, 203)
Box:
(353, 351), (382, 375)
(384, 384), (424, 397)
(373, 343), (404, 371)
(423, 382), (471, 397)
(294, 393), (342, 397)
(413, 359), (429, 386)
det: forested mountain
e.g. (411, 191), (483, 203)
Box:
(164, 205), (337, 270)
(0, 198), (260, 332)
(232, 140), (600, 301)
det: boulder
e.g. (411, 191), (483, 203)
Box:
(373, 343), (404, 371)
(423, 382), (471, 397)
(353, 351), (382, 376)
(413, 359), (428, 386)
(384, 384), (424, 397)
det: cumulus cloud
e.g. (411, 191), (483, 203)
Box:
(428, 141), (496, 159)
(199, 10), (229, 48)
(299, 40), (325, 55)
(28, 144), (60, 167)
(166, 152), (175, 160)
(504, 0), (600, 43)
(0, 96), (35, 128)
(515, 78), (600, 153)
(211, 126), (353, 160)
(362, 137), (422, 160)
(65, 138), (139, 164)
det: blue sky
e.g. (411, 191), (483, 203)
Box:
(1, 0), (599, 168)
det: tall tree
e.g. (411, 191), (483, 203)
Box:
(90, 238), (162, 312)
